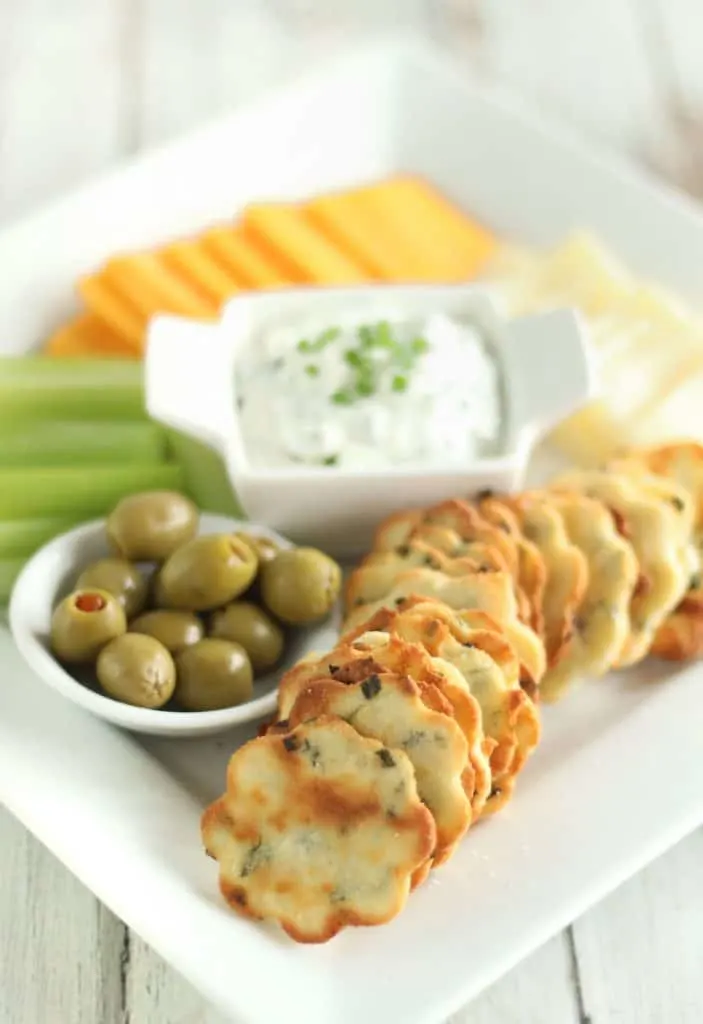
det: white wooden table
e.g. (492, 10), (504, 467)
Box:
(1, 2), (702, 1022)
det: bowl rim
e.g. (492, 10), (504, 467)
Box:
(222, 283), (517, 477)
(146, 282), (592, 482)
(7, 515), (299, 735)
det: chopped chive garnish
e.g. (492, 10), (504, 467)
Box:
(376, 320), (394, 348)
(317, 326), (341, 347)
(331, 389), (354, 405)
(305, 322), (429, 405)
(358, 325), (375, 349)
(394, 348), (414, 371)
(297, 327), (340, 355)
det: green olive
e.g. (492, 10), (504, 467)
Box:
(209, 601), (284, 674)
(76, 558), (148, 619)
(129, 610), (204, 653)
(106, 491), (198, 562)
(154, 534), (257, 612)
(233, 532), (280, 602)
(260, 548), (341, 625)
(233, 532), (280, 566)
(175, 638), (253, 711)
(148, 567), (165, 610)
(96, 633), (176, 709)
(51, 589), (127, 663)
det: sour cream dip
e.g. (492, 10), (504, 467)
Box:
(235, 312), (504, 470)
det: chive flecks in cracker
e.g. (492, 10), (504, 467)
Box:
(376, 748), (396, 768)
(361, 674), (382, 699)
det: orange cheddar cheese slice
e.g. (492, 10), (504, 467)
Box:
(243, 204), (369, 285)
(161, 241), (240, 306)
(77, 274), (145, 350)
(202, 227), (291, 289)
(305, 190), (419, 280)
(356, 176), (497, 282)
(44, 313), (139, 358)
(105, 253), (217, 320)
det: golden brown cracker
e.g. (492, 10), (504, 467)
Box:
(610, 442), (703, 659)
(287, 671), (472, 864)
(277, 631), (491, 817)
(541, 493), (638, 699)
(405, 523), (509, 572)
(201, 717), (436, 943)
(373, 499), (519, 575)
(503, 493), (588, 668)
(342, 567), (546, 693)
(346, 602), (540, 815)
(345, 547), (491, 613)
(476, 495), (547, 635)
(552, 471), (691, 665)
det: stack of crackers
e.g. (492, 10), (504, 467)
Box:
(202, 442), (702, 942)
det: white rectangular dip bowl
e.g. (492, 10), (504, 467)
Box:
(146, 284), (593, 556)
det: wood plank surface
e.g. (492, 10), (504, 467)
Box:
(0, 0), (127, 217)
(452, 934), (580, 1024)
(1, 1), (702, 1022)
(0, 813), (125, 1024)
(572, 830), (703, 1024)
(0, 4), (133, 1020)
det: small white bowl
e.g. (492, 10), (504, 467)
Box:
(145, 284), (594, 558)
(9, 514), (339, 737)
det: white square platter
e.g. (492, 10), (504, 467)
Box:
(1, 38), (703, 1024)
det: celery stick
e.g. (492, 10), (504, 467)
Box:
(0, 421), (167, 467)
(0, 463), (184, 520)
(166, 431), (241, 516)
(0, 358), (144, 380)
(0, 559), (24, 605)
(0, 517), (86, 558)
(0, 357), (146, 421)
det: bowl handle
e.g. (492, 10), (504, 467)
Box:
(502, 307), (596, 443)
(145, 315), (235, 454)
